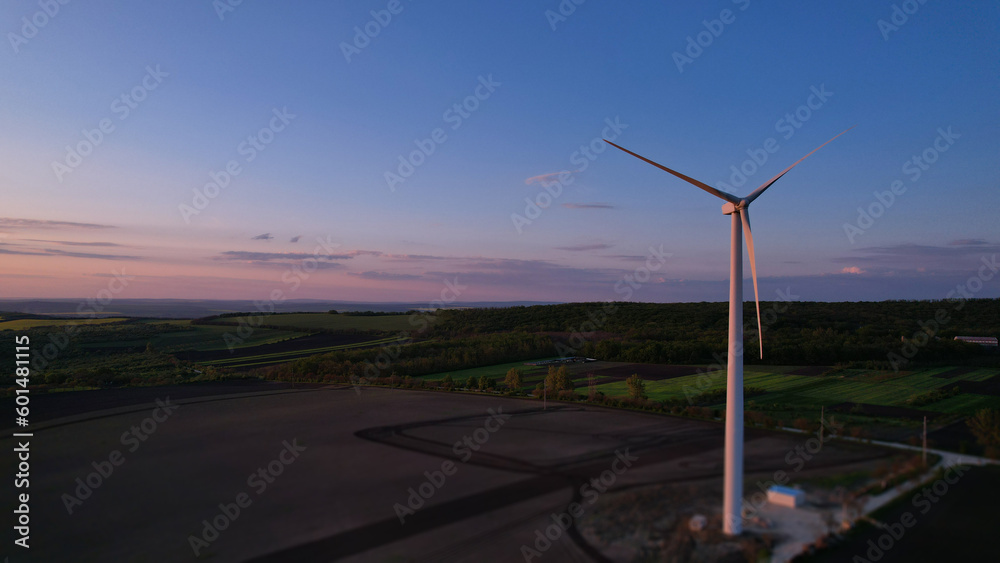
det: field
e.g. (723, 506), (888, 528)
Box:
(82, 323), (309, 352)
(209, 312), (415, 332)
(0, 385), (901, 562)
(176, 333), (404, 370)
(423, 361), (1000, 412)
(797, 464), (1000, 563)
(0, 317), (129, 330)
(419, 360), (1000, 456)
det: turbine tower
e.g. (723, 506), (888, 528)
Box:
(606, 127), (851, 535)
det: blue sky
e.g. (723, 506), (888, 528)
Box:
(1, 0), (998, 303)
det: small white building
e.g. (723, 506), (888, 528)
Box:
(954, 336), (998, 347)
(767, 486), (806, 508)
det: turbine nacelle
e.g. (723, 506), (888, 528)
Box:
(721, 201), (747, 215)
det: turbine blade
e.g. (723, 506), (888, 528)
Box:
(741, 208), (763, 359)
(605, 140), (740, 204)
(745, 126), (855, 204)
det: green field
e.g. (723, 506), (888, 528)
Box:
(420, 360), (1000, 419)
(0, 317), (130, 330)
(210, 313), (417, 332)
(199, 335), (405, 369)
(81, 322), (308, 352)
(424, 359), (554, 386)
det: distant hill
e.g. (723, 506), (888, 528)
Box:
(0, 299), (561, 319)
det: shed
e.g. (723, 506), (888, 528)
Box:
(767, 486), (806, 508)
(954, 336), (998, 347)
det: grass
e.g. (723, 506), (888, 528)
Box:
(421, 360), (1000, 419)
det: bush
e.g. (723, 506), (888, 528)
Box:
(478, 375), (496, 390)
(504, 368), (523, 392)
(793, 417), (818, 432)
(967, 408), (1000, 449)
(626, 374), (647, 400)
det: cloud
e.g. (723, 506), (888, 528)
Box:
(290, 235), (301, 243)
(841, 266), (865, 275)
(348, 271), (423, 281)
(0, 245), (139, 261)
(424, 258), (627, 293)
(251, 233), (274, 240)
(834, 242), (1000, 274)
(525, 171), (572, 185)
(0, 218), (115, 230)
(22, 239), (124, 247)
(561, 203), (616, 210)
(214, 251), (353, 262)
(605, 254), (648, 261)
(379, 253), (463, 261)
(555, 243), (614, 252)
(949, 238), (989, 246)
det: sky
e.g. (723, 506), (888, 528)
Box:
(1, 1), (998, 304)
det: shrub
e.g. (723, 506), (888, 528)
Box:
(626, 374), (647, 400)
(504, 368), (523, 392)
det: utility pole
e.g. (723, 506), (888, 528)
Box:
(820, 406), (825, 442)
(922, 415), (927, 465)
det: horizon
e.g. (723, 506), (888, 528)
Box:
(2, 2), (998, 304)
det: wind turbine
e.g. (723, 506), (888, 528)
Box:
(605, 127), (852, 535)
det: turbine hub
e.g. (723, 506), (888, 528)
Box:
(721, 200), (747, 215)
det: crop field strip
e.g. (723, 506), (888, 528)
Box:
(0, 317), (130, 330)
(217, 312), (417, 332)
(198, 335), (405, 368)
(423, 361), (1000, 418)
